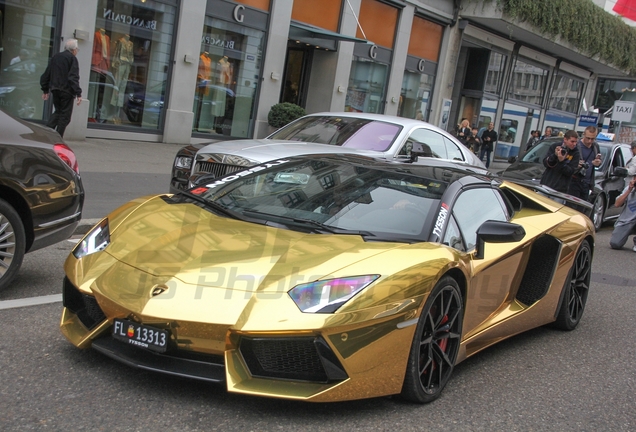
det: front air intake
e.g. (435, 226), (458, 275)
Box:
(63, 277), (106, 329)
(239, 336), (348, 383)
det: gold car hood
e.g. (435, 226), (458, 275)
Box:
(92, 196), (408, 321)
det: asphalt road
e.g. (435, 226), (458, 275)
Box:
(1, 140), (635, 430)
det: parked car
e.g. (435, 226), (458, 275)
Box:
(498, 137), (632, 230)
(0, 109), (84, 290)
(62, 154), (593, 403)
(170, 112), (487, 193)
(123, 81), (166, 126)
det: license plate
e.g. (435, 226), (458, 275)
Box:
(112, 319), (169, 353)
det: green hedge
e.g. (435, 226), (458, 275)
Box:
(267, 103), (306, 128)
(475, 0), (636, 75)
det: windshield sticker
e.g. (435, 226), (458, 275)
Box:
(432, 203), (449, 237)
(274, 172), (310, 185)
(205, 159), (291, 189)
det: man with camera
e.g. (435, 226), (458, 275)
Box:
(540, 130), (580, 193)
(568, 126), (602, 201)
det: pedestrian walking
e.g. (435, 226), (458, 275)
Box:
(540, 126), (553, 140)
(525, 130), (540, 150)
(480, 122), (497, 168)
(466, 127), (481, 154)
(456, 119), (471, 146)
(568, 126), (601, 201)
(40, 39), (82, 137)
(540, 130), (580, 193)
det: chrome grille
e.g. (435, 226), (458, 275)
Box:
(193, 161), (244, 179)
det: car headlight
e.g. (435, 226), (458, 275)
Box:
(73, 218), (110, 258)
(288, 275), (379, 313)
(175, 156), (193, 169)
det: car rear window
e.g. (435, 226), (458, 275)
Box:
(269, 116), (402, 152)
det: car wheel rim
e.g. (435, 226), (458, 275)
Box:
(17, 97), (36, 119)
(568, 244), (591, 323)
(593, 197), (604, 229)
(0, 215), (17, 277)
(418, 286), (461, 395)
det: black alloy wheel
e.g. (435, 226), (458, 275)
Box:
(401, 276), (462, 403)
(0, 198), (26, 291)
(553, 240), (591, 330)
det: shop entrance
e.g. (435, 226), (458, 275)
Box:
(281, 44), (313, 107)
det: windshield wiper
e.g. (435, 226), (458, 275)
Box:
(241, 209), (375, 237)
(180, 192), (256, 222)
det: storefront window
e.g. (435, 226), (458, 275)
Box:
(0, 0), (59, 121)
(549, 73), (583, 113)
(399, 70), (433, 121)
(494, 101), (539, 160)
(346, 57), (388, 113)
(194, 18), (263, 137)
(507, 58), (548, 106)
(484, 52), (507, 95)
(89, 0), (176, 129)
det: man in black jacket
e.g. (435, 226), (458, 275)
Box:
(540, 130), (580, 193)
(568, 126), (601, 201)
(40, 39), (82, 137)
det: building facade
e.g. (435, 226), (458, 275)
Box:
(0, 0), (630, 159)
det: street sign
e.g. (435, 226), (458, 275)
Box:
(579, 115), (598, 127)
(612, 101), (635, 122)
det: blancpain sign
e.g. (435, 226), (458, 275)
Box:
(103, 8), (158, 30)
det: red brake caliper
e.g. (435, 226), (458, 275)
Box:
(438, 315), (449, 352)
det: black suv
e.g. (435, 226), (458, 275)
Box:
(0, 110), (84, 290)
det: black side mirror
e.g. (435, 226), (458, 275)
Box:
(189, 172), (218, 187)
(613, 166), (629, 178)
(474, 220), (526, 259)
(508, 156), (518, 163)
(410, 142), (434, 162)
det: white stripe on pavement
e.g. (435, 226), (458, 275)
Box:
(0, 294), (62, 310)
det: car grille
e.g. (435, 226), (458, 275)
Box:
(63, 277), (106, 330)
(194, 161), (244, 179)
(239, 336), (348, 383)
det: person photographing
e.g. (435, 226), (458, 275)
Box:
(540, 130), (580, 193)
(568, 126), (602, 201)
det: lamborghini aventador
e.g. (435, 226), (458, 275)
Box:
(61, 154), (594, 403)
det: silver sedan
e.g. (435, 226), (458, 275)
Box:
(170, 112), (486, 193)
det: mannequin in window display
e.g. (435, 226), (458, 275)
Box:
(194, 51), (212, 130)
(88, 28), (111, 121)
(91, 28), (110, 71)
(212, 56), (232, 133)
(110, 34), (134, 117)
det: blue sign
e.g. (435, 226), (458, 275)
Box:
(579, 115), (599, 126)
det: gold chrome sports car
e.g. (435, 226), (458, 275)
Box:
(61, 154), (594, 403)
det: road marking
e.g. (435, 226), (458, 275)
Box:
(0, 294), (62, 310)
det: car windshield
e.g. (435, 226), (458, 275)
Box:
(188, 158), (448, 241)
(521, 140), (553, 163)
(268, 116), (402, 152)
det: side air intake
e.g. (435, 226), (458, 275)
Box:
(516, 235), (561, 306)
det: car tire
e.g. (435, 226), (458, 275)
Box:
(591, 195), (605, 232)
(0, 198), (26, 291)
(552, 239), (591, 331)
(400, 276), (462, 403)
